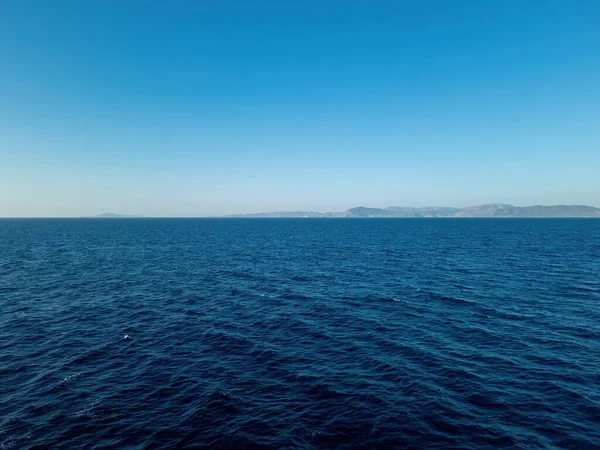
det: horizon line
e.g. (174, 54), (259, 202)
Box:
(2, 202), (600, 219)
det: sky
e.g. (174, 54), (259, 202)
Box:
(1, 0), (599, 217)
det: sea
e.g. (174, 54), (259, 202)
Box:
(1, 218), (599, 449)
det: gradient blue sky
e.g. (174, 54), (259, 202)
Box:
(1, 0), (599, 216)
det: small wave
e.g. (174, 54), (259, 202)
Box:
(290, 275), (313, 282)
(74, 403), (104, 418)
(60, 372), (82, 384)
(205, 391), (239, 414)
(466, 393), (505, 410)
(0, 440), (16, 450)
(307, 383), (347, 400)
(279, 293), (310, 300)
(380, 296), (404, 303)
(426, 291), (477, 307)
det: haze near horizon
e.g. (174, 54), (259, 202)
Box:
(1, 1), (599, 217)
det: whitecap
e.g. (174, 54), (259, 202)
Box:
(60, 372), (82, 384)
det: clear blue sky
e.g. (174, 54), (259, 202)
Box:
(1, 0), (598, 216)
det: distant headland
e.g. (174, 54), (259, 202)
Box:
(231, 204), (600, 218)
(92, 213), (143, 218)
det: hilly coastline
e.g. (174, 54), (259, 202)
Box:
(92, 213), (143, 218)
(232, 204), (600, 218)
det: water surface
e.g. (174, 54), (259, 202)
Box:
(1, 218), (599, 448)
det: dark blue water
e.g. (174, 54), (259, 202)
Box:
(1, 219), (599, 449)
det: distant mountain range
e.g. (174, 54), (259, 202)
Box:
(231, 204), (600, 218)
